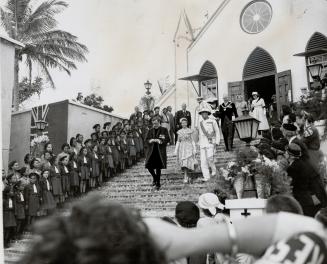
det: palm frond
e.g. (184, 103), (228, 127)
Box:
(21, 0), (68, 38)
(35, 57), (55, 88)
(0, 8), (15, 38)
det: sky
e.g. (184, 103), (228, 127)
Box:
(0, 0), (221, 116)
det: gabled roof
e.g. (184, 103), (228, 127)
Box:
(188, 0), (231, 51)
(173, 9), (194, 42)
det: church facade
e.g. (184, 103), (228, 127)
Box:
(157, 0), (327, 125)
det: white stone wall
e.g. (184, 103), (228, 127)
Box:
(187, 0), (327, 104)
(1, 39), (16, 170)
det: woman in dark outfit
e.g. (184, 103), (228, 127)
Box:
(145, 116), (170, 190)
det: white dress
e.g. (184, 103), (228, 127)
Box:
(251, 98), (269, 130)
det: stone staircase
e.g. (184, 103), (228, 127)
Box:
(4, 139), (246, 263)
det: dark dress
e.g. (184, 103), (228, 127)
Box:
(50, 165), (63, 196)
(3, 186), (16, 227)
(127, 137), (137, 158)
(287, 157), (327, 217)
(69, 161), (80, 187)
(78, 155), (90, 180)
(90, 152), (100, 178)
(60, 165), (71, 193)
(14, 190), (25, 220)
(145, 126), (170, 169)
(24, 183), (41, 216)
(39, 178), (56, 210)
(109, 139), (120, 167)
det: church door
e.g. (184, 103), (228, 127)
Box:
(276, 70), (292, 116)
(228, 81), (244, 102)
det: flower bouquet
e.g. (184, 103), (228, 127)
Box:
(31, 135), (49, 158)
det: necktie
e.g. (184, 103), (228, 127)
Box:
(73, 161), (77, 168)
(95, 153), (98, 159)
(46, 180), (50, 191)
(64, 166), (68, 173)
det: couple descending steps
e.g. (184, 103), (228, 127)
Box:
(146, 103), (222, 189)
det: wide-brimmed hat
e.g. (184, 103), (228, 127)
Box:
(198, 105), (212, 115)
(206, 97), (218, 103)
(198, 193), (224, 215)
(286, 143), (301, 158)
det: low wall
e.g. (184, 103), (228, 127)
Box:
(9, 100), (125, 166)
(67, 101), (124, 141)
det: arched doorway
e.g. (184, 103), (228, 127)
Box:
(243, 47), (277, 108)
(199, 60), (218, 100)
(305, 32), (327, 89)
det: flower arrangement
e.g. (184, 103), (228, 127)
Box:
(218, 148), (292, 199)
(31, 135), (49, 147)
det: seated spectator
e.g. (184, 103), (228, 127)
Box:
(265, 194), (303, 215)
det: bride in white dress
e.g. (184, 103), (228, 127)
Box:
(250, 91), (269, 133)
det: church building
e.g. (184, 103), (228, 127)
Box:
(157, 0), (327, 125)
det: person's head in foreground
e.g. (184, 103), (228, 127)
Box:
(175, 201), (200, 228)
(198, 193), (225, 217)
(21, 194), (166, 264)
(265, 194), (303, 215)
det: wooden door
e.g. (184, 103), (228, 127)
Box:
(228, 81), (244, 102)
(276, 70), (292, 116)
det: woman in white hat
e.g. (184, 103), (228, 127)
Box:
(250, 92), (269, 134)
(197, 193), (229, 227)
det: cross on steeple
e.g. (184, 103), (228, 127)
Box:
(241, 209), (251, 218)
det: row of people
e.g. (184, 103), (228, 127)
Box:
(3, 111), (150, 247)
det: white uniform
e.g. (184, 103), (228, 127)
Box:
(198, 118), (220, 181)
(251, 98), (269, 130)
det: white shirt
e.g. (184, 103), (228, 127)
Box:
(33, 184), (37, 193)
(198, 118), (220, 147)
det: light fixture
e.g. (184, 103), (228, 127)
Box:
(307, 63), (323, 81)
(35, 120), (48, 131)
(233, 110), (260, 146)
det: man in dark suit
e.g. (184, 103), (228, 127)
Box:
(218, 95), (238, 151)
(175, 103), (191, 143)
(286, 143), (327, 217)
(145, 116), (170, 190)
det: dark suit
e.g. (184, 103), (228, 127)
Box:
(218, 102), (238, 151)
(174, 110), (191, 143)
(145, 126), (170, 188)
(287, 157), (327, 217)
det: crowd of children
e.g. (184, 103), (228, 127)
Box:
(2, 113), (153, 248)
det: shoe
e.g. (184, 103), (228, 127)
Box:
(156, 185), (161, 191)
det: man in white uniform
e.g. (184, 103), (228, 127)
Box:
(198, 104), (220, 182)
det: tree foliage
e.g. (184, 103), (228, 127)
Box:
(76, 93), (114, 113)
(18, 77), (44, 104)
(0, 0), (88, 87)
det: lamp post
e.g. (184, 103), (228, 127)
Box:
(34, 120), (48, 135)
(144, 80), (152, 95)
(307, 63), (327, 90)
(233, 110), (260, 146)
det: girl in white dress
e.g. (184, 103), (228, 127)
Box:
(250, 92), (269, 133)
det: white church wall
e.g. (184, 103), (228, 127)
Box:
(187, 0), (327, 103)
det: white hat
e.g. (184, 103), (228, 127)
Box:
(198, 104), (212, 115)
(198, 193), (224, 215)
(205, 97), (218, 103)
(252, 91), (258, 95)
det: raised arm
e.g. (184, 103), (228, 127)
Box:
(145, 213), (325, 261)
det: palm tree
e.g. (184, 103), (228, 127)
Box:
(1, 0), (88, 110)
